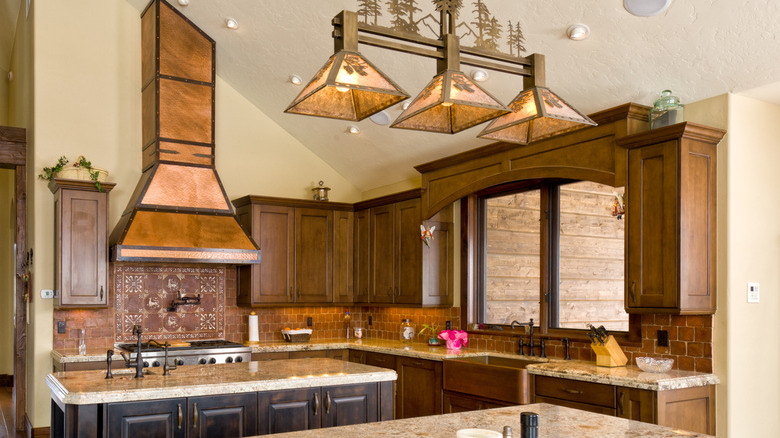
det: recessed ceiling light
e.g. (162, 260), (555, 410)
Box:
(177, 0), (188, 6)
(348, 126), (360, 135)
(369, 110), (391, 126)
(567, 24), (590, 41)
(289, 75), (302, 85)
(402, 101), (411, 110)
(225, 18), (239, 30)
(623, 0), (672, 17)
(470, 69), (489, 82)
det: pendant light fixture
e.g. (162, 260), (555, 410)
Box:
(284, 11), (409, 121)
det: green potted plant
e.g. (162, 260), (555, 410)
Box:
(418, 323), (442, 346)
(38, 155), (108, 191)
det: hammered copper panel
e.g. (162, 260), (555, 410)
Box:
(141, 164), (228, 210)
(159, 142), (213, 166)
(141, 3), (157, 86)
(122, 211), (259, 250)
(142, 84), (157, 147)
(159, 1), (213, 83)
(159, 79), (212, 144)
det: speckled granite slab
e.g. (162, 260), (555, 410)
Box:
(47, 358), (396, 405)
(526, 361), (720, 391)
(263, 403), (715, 438)
(52, 338), (718, 392)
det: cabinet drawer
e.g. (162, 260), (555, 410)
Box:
(252, 352), (290, 362)
(534, 376), (615, 408)
(290, 350), (328, 359)
(365, 352), (397, 369)
(534, 395), (616, 416)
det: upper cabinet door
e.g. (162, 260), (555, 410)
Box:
(395, 198), (422, 304)
(295, 208), (333, 303)
(370, 205), (395, 303)
(333, 210), (354, 304)
(353, 209), (370, 304)
(52, 180), (115, 308)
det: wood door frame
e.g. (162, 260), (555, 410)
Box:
(0, 126), (27, 431)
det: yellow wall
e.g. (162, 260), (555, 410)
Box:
(0, 169), (13, 375)
(27, 0), (361, 428)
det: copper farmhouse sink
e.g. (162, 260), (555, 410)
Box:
(443, 356), (537, 405)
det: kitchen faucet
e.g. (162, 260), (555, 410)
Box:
(119, 325), (146, 379)
(516, 319), (545, 357)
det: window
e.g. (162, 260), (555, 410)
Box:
(477, 179), (631, 335)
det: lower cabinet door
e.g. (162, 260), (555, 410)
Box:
(188, 393), (258, 438)
(107, 398), (186, 438)
(321, 383), (378, 428)
(396, 357), (442, 419)
(257, 388), (320, 435)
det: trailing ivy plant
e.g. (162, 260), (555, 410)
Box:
(38, 155), (104, 192)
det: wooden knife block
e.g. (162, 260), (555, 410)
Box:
(591, 335), (628, 367)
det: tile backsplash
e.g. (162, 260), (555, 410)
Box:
(53, 264), (712, 374)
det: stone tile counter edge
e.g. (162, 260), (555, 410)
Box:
(47, 358), (396, 405)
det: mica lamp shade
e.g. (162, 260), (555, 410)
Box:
(285, 50), (409, 121)
(390, 70), (510, 134)
(478, 87), (596, 144)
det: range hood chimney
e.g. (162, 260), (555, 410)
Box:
(110, 0), (260, 264)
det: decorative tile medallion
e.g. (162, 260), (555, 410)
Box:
(115, 265), (225, 342)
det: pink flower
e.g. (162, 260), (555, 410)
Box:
(438, 330), (468, 350)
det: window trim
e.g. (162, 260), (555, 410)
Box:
(461, 181), (641, 346)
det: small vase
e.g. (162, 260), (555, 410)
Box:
(446, 339), (462, 350)
(428, 338), (440, 346)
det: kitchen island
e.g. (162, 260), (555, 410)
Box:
(264, 402), (715, 437)
(47, 358), (395, 437)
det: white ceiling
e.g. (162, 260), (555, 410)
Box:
(91, 1), (780, 190)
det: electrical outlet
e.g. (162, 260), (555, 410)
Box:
(657, 330), (669, 347)
(306, 316), (313, 327)
(445, 320), (452, 330)
(41, 289), (54, 299)
(368, 315), (373, 326)
(57, 321), (66, 334)
(748, 282), (760, 303)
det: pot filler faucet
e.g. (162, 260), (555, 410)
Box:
(118, 325), (146, 379)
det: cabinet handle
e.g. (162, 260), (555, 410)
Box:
(177, 404), (182, 429)
(387, 286), (393, 297)
(99, 286), (104, 300)
(325, 391), (332, 414)
(313, 392), (320, 415)
(563, 388), (583, 395)
(618, 391), (625, 416)
(193, 402), (198, 427)
(629, 281), (636, 304)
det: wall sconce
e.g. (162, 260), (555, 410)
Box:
(286, 6), (595, 144)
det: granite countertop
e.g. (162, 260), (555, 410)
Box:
(46, 358), (396, 405)
(262, 402), (715, 438)
(52, 338), (719, 392)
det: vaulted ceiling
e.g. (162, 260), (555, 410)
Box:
(38, 1), (780, 191)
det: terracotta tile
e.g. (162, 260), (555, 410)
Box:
(654, 314), (670, 326)
(678, 327), (695, 341)
(695, 327), (712, 342)
(687, 342), (703, 357)
(694, 358), (713, 373)
(686, 315), (705, 327)
(677, 356), (695, 371)
(670, 341), (686, 356)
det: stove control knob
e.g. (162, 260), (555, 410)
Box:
(208, 358), (217, 364)
(236, 356), (243, 363)
(143, 361), (149, 368)
(226, 357), (233, 363)
(199, 358), (207, 365)
(152, 361), (161, 367)
(177, 359), (184, 366)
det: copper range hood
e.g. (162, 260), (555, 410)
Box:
(109, 0), (259, 264)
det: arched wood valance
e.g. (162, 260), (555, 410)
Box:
(414, 103), (652, 219)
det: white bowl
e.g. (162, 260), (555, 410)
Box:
(456, 429), (502, 438)
(635, 356), (674, 373)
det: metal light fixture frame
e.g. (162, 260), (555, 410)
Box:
(288, 8), (595, 142)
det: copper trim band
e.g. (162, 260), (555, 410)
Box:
(118, 248), (259, 261)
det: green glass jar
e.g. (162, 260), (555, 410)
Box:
(650, 90), (684, 129)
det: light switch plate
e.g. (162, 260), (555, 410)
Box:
(41, 289), (54, 299)
(747, 282), (760, 303)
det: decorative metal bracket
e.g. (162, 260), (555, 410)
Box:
(167, 290), (201, 312)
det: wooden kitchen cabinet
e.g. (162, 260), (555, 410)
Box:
(533, 375), (715, 435)
(107, 398), (187, 438)
(50, 178), (115, 308)
(233, 196), (353, 306)
(257, 383), (391, 435)
(396, 356), (442, 419)
(443, 392), (509, 414)
(188, 393), (258, 437)
(354, 190), (454, 307)
(618, 123), (724, 314)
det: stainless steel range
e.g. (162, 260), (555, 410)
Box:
(116, 340), (251, 368)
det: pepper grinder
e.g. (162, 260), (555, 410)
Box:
(520, 412), (538, 438)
